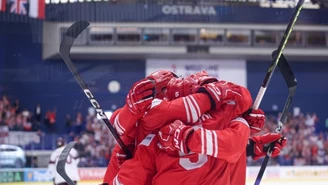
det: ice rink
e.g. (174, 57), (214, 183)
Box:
(1, 179), (328, 185)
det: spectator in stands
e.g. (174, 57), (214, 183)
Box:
(34, 104), (42, 123)
(44, 108), (56, 133)
(13, 99), (20, 114)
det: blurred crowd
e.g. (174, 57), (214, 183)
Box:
(67, 114), (116, 167)
(248, 112), (328, 166)
(0, 95), (116, 167)
(1, 95), (328, 167)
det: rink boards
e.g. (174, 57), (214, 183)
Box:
(1, 179), (328, 185)
(1, 166), (328, 185)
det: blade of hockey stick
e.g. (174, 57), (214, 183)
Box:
(56, 141), (77, 185)
(273, 51), (298, 133)
(254, 51), (297, 185)
(59, 21), (132, 159)
(252, 0), (304, 110)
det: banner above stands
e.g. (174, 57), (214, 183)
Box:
(146, 59), (247, 87)
(45, 3), (328, 25)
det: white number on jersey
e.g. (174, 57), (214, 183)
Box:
(178, 124), (208, 170)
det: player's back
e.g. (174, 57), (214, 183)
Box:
(152, 104), (247, 185)
(153, 151), (233, 185)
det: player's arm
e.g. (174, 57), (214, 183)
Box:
(141, 93), (212, 132)
(108, 134), (157, 185)
(158, 108), (265, 163)
(158, 118), (250, 163)
(187, 117), (250, 163)
(152, 77), (251, 126)
(103, 135), (136, 183)
(110, 78), (155, 136)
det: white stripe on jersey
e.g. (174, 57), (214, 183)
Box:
(182, 97), (191, 123)
(207, 86), (221, 102)
(231, 117), (249, 127)
(201, 128), (205, 154)
(205, 129), (214, 156)
(249, 113), (265, 117)
(113, 175), (123, 185)
(189, 96), (201, 121)
(212, 130), (218, 158)
(114, 114), (126, 135)
(185, 96), (199, 123)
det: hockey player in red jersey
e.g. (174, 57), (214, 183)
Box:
(103, 70), (251, 183)
(110, 124), (285, 185)
(109, 76), (286, 185)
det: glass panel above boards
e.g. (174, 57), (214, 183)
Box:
(305, 31), (327, 47)
(172, 29), (198, 44)
(199, 28), (224, 45)
(226, 29), (251, 45)
(279, 31), (304, 47)
(88, 27), (114, 45)
(253, 30), (277, 46)
(143, 28), (170, 45)
(116, 27), (142, 45)
(60, 24), (328, 48)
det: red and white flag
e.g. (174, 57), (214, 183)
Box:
(0, 0), (6, 12)
(29, 0), (44, 19)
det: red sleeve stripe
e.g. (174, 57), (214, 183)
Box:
(114, 114), (126, 135)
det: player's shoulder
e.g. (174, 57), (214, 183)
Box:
(139, 134), (157, 147)
(231, 117), (249, 127)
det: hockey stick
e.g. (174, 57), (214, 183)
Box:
(254, 51), (297, 185)
(56, 141), (77, 185)
(59, 21), (132, 158)
(252, 0), (304, 110)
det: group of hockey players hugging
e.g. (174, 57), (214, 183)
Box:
(101, 70), (287, 185)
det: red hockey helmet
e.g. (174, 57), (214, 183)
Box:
(166, 76), (198, 101)
(189, 70), (218, 86)
(147, 70), (179, 99)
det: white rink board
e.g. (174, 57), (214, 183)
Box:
(1, 166), (327, 185)
(1, 180), (328, 185)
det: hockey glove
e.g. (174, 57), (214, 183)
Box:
(247, 133), (287, 160)
(195, 81), (252, 114)
(158, 120), (194, 154)
(112, 142), (135, 168)
(126, 78), (155, 115)
(243, 108), (265, 135)
(166, 76), (199, 101)
(189, 70), (218, 85)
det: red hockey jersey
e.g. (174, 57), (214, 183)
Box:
(105, 91), (251, 184)
(104, 93), (212, 182)
(111, 115), (250, 185)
